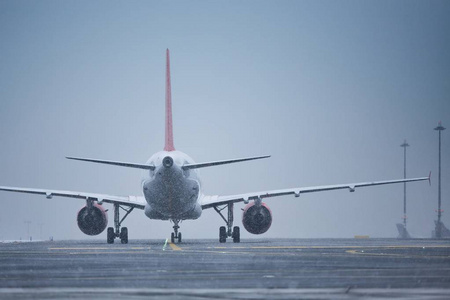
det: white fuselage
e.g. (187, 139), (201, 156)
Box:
(142, 151), (203, 221)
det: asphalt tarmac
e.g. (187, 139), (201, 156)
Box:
(0, 238), (449, 299)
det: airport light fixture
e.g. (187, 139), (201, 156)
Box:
(434, 121), (445, 239)
(400, 140), (410, 235)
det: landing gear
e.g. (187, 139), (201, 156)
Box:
(106, 203), (133, 244)
(170, 219), (182, 243)
(171, 232), (182, 243)
(214, 203), (240, 243)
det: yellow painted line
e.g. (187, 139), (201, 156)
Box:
(66, 251), (155, 255)
(49, 247), (148, 250)
(168, 242), (182, 251)
(50, 247), (110, 250)
(210, 246), (247, 249)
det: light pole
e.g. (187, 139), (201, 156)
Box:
(400, 140), (409, 237)
(434, 121), (445, 239)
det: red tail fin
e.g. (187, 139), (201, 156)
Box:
(164, 49), (175, 151)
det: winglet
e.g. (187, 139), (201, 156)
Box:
(428, 171), (432, 186)
(164, 49), (175, 152)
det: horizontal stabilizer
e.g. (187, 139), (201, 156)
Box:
(182, 155), (270, 170)
(66, 156), (155, 170)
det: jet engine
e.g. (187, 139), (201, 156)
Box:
(77, 203), (108, 235)
(242, 202), (272, 234)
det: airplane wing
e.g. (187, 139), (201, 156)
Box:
(200, 174), (430, 209)
(0, 186), (146, 209)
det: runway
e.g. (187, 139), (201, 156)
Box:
(1, 238), (450, 299)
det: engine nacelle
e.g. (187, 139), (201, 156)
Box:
(242, 202), (272, 235)
(77, 203), (108, 236)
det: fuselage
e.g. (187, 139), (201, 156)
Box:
(142, 150), (203, 220)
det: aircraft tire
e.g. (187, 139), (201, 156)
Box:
(178, 232), (182, 243)
(219, 226), (227, 243)
(171, 232), (175, 243)
(107, 227), (115, 244)
(232, 226), (240, 243)
(120, 227), (128, 244)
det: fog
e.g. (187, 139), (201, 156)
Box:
(0, 1), (449, 241)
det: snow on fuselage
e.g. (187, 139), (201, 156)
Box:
(142, 150), (202, 220)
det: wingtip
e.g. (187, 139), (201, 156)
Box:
(428, 171), (432, 186)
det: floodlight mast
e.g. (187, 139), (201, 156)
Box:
(434, 121), (445, 239)
(400, 140), (410, 232)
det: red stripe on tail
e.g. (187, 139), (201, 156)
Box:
(164, 49), (175, 151)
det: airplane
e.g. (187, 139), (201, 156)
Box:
(0, 49), (430, 244)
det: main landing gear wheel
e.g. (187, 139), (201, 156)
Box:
(219, 226), (227, 243)
(232, 226), (240, 243)
(120, 227), (128, 244)
(107, 227), (115, 244)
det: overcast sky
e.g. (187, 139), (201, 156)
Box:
(1, 0), (449, 241)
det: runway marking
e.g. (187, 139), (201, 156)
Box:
(168, 242), (182, 251)
(44, 244), (450, 259)
(252, 245), (450, 249)
(211, 245), (450, 250)
(346, 249), (450, 258)
(2, 273), (449, 282)
(48, 247), (150, 250)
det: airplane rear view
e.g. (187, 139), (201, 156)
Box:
(0, 50), (430, 244)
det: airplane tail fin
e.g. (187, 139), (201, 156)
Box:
(164, 49), (175, 151)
